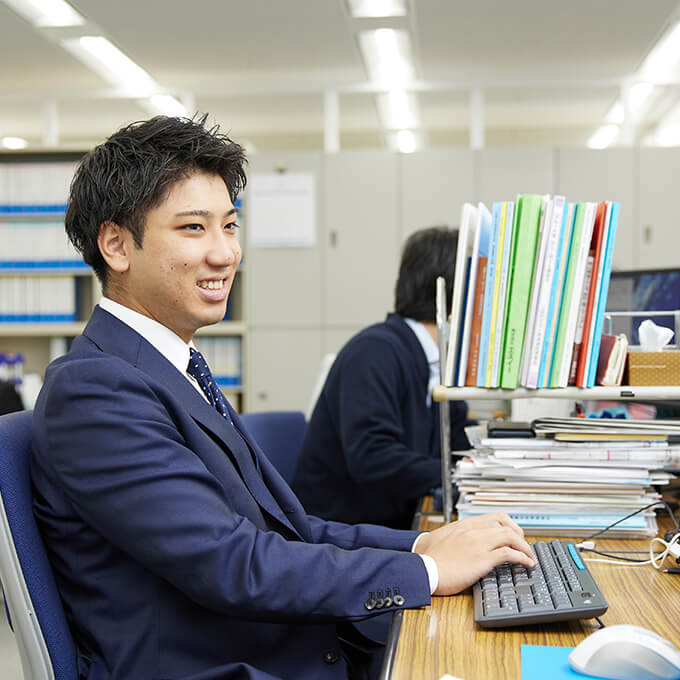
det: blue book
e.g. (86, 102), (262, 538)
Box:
(477, 202), (502, 387)
(459, 511), (649, 530)
(585, 202), (620, 387)
(537, 201), (572, 387)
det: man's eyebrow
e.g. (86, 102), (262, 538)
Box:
(174, 207), (239, 218)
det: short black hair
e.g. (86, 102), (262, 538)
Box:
(65, 114), (247, 287)
(394, 226), (458, 322)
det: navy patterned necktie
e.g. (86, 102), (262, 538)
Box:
(187, 347), (233, 423)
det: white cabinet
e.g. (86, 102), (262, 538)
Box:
(398, 149), (477, 241)
(247, 328), (322, 412)
(557, 148), (635, 269)
(478, 148), (555, 206)
(638, 149), (680, 269)
(322, 151), (399, 327)
(244, 152), (323, 327)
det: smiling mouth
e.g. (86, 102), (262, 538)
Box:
(197, 279), (226, 290)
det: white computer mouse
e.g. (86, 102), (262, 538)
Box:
(569, 624), (680, 680)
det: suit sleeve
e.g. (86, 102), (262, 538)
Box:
(33, 357), (431, 623)
(331, 338), (441, 497)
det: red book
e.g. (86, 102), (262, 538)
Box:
(465, 257), (488, 386)
(574, 202), (607, 387)
(596, 333), (628, 386)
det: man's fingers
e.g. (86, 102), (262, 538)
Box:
(483, 526), (536, 564)
(489, 545), (536, 569)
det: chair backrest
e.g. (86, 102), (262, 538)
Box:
(0, 411), (78, 680)
(239, 411), (306, 485)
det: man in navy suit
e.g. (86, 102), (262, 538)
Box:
(31, 115), (535, 680)
(294, 227), (473, 529)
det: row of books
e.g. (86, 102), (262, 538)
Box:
(193, 337), (242, 387)
(0, 219), (85, 269)
(444, 195), (620, 389)
(454, 420), (678, 538)
(0, 162), (77, 205)
(0, 277), (77, 322)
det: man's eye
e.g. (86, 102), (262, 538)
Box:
(225, 222), (240, 231)
(183, 223), (203, 231)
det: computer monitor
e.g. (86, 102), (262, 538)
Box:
(606, 268), (680, 345)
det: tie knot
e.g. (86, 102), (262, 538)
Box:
(187, 347), (232, 422)
(188, 347), (210, 379)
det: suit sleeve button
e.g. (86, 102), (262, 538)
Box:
(324, 649), (340, 664)
(364, 598), (377, 610)
(393, 594), (405, 606)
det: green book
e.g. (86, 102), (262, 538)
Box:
(499, 194), (542, 389)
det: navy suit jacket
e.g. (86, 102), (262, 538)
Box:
(31, 307), (431, 680)
(293, 314), (471, 528)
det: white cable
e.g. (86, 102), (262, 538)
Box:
(583, 557), (654, 566)
(581, 532), (680, 568)
(650, 532), (680, 570)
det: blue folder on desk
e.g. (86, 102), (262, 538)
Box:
(521, 645), (591, 679)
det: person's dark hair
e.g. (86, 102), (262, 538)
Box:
(65, 114), (247, 287)
(394, 226), (458, 322)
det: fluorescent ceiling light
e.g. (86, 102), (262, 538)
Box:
(605, 82), (654, 125)
(605, 101), (624, 125)
(358, 28), (414, 86)
(587, 124), (619, 149)
(395, 129), (417, 153)
(145, 95), (188, 118)
(1, 136), (28, 149)
(376, 89), (420, 129)
(386, 129), (421, 153)
(641, 21), (680, 82)
(61, 36), (154, 94)
(1, 0), (84, 26)
(654, 123), (680, 147)
(347, 0), (406, 17)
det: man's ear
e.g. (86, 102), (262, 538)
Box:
(97, 221), (131, 273)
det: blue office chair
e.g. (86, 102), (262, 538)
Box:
(239, 411), (306, 485)
(0, 410), (78, 680)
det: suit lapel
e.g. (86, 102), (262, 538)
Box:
(83, 307), (304, 539)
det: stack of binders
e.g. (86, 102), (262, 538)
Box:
(454, 419), (680, 538)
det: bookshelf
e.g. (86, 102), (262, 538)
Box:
(434, 274), (680, 522)
(0, 156), (249, 412)
(434, 385), (680, 403)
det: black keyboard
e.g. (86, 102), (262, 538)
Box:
(473, 539), (608, 628)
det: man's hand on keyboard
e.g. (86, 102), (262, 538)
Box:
(414, 512), (537, 596)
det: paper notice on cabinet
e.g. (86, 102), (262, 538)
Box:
(247, 172), (315, 247)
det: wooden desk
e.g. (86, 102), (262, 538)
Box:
(387, 514), (680, 680)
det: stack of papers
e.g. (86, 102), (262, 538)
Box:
(453, 422), (679, 538)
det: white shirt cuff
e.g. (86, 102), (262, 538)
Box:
(411, 532), (438, 594)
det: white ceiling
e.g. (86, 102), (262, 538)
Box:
(1, 0), (680, 151)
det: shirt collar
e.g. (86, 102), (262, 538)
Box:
(98, 296), (193, 376)
(403, 317), (440, 407)
(403, 317), (439, 367)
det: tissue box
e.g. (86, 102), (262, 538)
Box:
(626, 350), (680, 386)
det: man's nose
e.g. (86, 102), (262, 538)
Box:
(207, 232), (240, 266)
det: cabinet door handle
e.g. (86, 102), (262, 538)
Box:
(329, 231), (338, 247)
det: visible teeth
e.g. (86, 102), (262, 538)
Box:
(198, 280), (223, 290)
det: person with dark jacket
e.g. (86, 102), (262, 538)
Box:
(293, 227), (474, 529)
